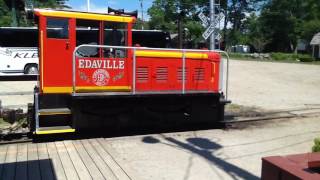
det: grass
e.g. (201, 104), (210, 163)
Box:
(222, 53), (320, 65)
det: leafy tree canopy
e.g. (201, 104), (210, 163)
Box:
(0, 0), (69, 26)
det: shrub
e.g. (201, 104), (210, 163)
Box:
(228, 53), (252, 59)
(312, 138), (320, 152)
(270, 53), (298, 61)
(298, 54), (315, 62)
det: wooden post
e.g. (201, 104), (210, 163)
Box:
(312, 45), (315, 58)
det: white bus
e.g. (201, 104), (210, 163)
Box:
(0, 27), (38, 74)
(0, 27), (171, 75)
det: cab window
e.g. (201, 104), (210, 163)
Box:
(46, 18), (69, 39)
(76, 20), (100, 57)
(104, 22), (127, 58)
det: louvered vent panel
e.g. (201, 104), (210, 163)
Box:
(156, 67), (168, 82)
(177, 67), (188, 81)
(193, 68), (205, 81)
(137, 67), (149, 83)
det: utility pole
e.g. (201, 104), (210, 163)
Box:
(209, 0), (215, 50)
(87, 0), (90, 12)
(139, 0), (144, 30)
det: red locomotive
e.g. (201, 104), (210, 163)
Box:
(27, 8), (229, 134)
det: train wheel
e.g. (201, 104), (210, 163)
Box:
(27, 103), (35, 132)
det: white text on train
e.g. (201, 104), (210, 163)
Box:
(78, 59), (125, 69)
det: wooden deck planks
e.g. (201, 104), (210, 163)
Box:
(0, 138), (133, 180)
(72, 141), (105, 180)
(80, 139), (117, 180)
(2, 144), (17, 180)
(15, 143), (28, 180)
(63, 140), (92, 180)
(55, 141), (79, 180)
(47, 142), (67, 180)
(0, 145), (8, 179)
(98, 138), (140, 180)
(28, 143), (41, 180)
(37, 143), (55, 180)
(90, 139), (131, 180)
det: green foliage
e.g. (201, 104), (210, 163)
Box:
(0, 0), (69, 27)
(228, 53), (254, 60)
(0, 0), (12, 26)
(226, 52), (315, 63)
(270, 53), (298, 61)
(147, 0), (214, 47)
(133, 18), (149, 30)
(312, 138), (320, 152)
(298, 54), (315, 62)
(301, 20), (320, 42)
(259, 0), (320, 52)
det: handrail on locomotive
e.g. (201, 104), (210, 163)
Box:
(72, 45), (230, 100)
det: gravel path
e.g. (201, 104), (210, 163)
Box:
(227, 60), (320, 110)
(0, 60), (319, 112)
(102, 116), (320, 179)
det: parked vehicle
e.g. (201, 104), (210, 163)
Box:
(0, 27), (170, 75)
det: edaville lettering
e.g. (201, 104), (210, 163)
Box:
(78, 59), (125, 69)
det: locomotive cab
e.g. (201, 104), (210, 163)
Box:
(30, 9), (229, 135)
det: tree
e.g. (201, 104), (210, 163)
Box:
(0, 0), (69, 27)
(0, 0), (12, 26)
(225, 0), (262, 46)
(243, 13), (269, 52)
(133, 18), (149, 30)
(259, 0), (320, 53)
(147, 0), (209, 47)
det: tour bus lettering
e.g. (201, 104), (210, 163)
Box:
(13, 52), (38, 59)
(32, 53), (38, 58)
(14, 53), (22, 58)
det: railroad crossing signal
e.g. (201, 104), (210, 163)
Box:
(201, 13), (222, 40)
(198, 12), (209, 27)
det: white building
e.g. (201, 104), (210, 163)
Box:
(310, 32), (320, 58)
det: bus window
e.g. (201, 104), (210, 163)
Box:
(104, 22), (127, 58)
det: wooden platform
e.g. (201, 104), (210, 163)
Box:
(0, 138), (131, 180)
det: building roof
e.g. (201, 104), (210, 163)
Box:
(310, 32), (320, 45)
(34, 9), (135, 23)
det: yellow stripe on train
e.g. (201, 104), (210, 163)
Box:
(42, 86), (132, 94)
(135, 51), (209, 59)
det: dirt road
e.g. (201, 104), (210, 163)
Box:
(97, 115), (320, 180)
(1, 60), (319, 111)
(227, 60), (320, 110)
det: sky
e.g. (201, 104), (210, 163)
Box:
(66, 0), (154, 19)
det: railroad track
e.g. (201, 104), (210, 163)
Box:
(223, 107), (320, 128)
(0, 74), (37, 81)
(0, 132), (32, 145)
(0, 107), (319, 144)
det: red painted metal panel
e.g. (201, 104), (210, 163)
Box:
(75, 57), (131, 87)
(37, 11), (221, 94)
(42, 17), (76, 88)
(135, 54), (220, 92)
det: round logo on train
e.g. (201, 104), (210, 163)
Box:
(92, 69), (110, 86)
